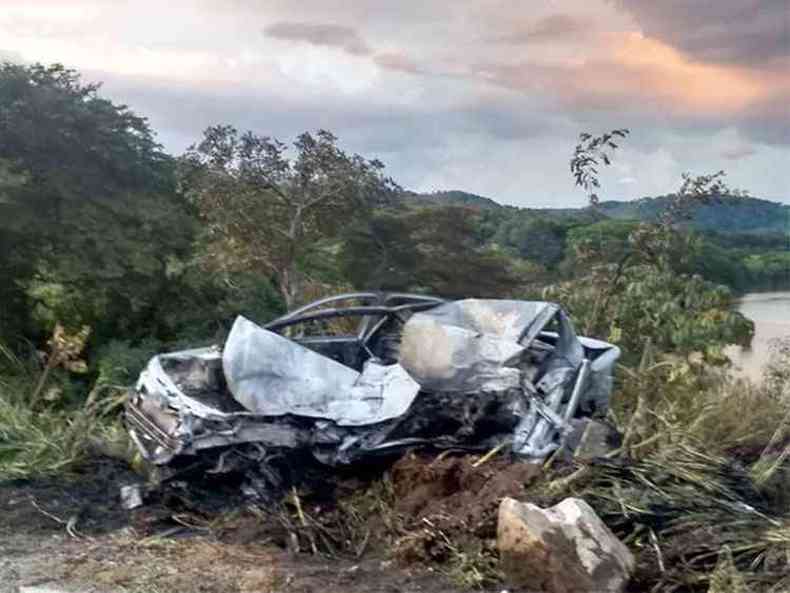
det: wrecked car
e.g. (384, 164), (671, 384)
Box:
(125, 293), (620, 479)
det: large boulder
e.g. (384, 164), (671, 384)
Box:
(497, 497), (634, 593)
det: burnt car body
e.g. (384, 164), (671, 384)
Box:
(125, 293), (620, 473)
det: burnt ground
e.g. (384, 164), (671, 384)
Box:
(0, 453), (543, 593)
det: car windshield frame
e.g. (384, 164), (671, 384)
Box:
(262, 292), (445, 346)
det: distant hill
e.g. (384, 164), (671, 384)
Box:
(598, 195), (790, 234)
(406, 189), (789, 235)
(401, 190), (501, 209)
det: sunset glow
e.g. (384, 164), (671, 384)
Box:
(0, 0), (786, 204)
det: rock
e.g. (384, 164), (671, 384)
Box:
(497, 497), (634, 593)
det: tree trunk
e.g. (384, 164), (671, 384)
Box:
(279, 266), (299, 310)
(279, 208), (302, 310)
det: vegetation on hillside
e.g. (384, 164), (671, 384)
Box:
(0, 63), (788, 592)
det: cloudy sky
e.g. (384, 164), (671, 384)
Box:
(1, 0), (788, 206)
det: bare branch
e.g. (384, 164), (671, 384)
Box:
(570, 129), (629, 206)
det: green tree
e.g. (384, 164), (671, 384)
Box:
(565, 219), (639, 265)
(743, 252), (790, 289)
(179, 126), (398, 308)
(0, 221), (34, 341)
(410, 206), (530, 297)
(493, 216), (569, 268)
(341, 209), (421, 291)
(0, 63), (172, 208)
(0, 62), (199, 344)
(340, 206), (534, 297)
(558, 131), (754, 357)
(544, 265), (753, 360)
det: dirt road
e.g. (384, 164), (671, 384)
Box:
(0, 457), (490, 593)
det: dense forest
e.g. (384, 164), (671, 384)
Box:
(408, 189), (790, 291)
(1, 62), (789, 592)
(1, 62), (788, 358)
(1, 60), (786, 408)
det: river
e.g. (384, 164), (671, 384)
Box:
(725, 291), (790, 382)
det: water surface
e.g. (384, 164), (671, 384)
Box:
(725, 291), (790, 382)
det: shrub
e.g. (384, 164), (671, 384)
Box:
(92, 338), (163, 390)
(0, 338), (123, 479)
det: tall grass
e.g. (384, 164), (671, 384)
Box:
(544, 344), (790, 592)
(557, 444), (790, 592)
(609, 342), (790, 460)
(0, 395), (97, 478)
(0, 341), (127, 480)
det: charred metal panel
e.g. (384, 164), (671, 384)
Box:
(124, 293), (621, 475)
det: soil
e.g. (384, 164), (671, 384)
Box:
(0, 452), (542, 593)
(391, 452), (542, 523)
(387, 453), (542, 566)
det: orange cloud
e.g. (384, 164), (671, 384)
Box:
(610, 33), (768, 114)
(472, 30), (788, 119)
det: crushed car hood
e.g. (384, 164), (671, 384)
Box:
(223, 316), (421, 426)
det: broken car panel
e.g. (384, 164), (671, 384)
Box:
(125, 293), (620, 471)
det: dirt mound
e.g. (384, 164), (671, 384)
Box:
(387, 452), (541, 568)
(391, 452), (541, 528)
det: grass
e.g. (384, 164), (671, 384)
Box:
(0, 341), (128, 480)
(609, 341), (790, 461)
(540, 342), (790, 592)
(546, 444), (790, 592)
(0, 396), (95, 478)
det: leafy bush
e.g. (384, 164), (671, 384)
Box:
(544, 265), (753, 362)
(92, 338), (164, 390)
